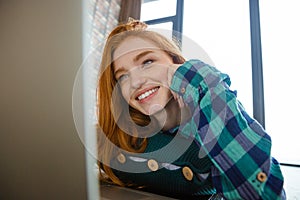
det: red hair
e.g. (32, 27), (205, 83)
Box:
(97, 19), (185, 186)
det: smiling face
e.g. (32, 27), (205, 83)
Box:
(113, 36), (174, 115)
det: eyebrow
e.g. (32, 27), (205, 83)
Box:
(133, 50), (154, 62)
(113, 65), (125, 79)
(114, 50), (154, 77)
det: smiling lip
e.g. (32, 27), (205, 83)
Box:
(135, 86), (159, 103)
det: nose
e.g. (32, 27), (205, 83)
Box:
(129, 67), (146, 89)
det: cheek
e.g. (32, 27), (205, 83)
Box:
(162, 87), (172, 100)
(120, 84), (131, 103)
(156, 69), (169, 86)
(149, 65), (169, 84)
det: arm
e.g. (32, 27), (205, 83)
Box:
(169, 59), (285, 199)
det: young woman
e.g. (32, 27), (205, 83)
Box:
(96, 19), (285, 199)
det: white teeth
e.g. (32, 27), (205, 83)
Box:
(137, 88), (158, 100)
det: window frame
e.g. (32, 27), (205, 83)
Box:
(140, 0), (300, 168)
(142, 0), (184, 42)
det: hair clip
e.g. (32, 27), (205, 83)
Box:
(126, 17), (147, 30)
(108, 18), (147, 39)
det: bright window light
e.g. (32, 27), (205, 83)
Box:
(182, 0), (253, 116)
(260, 0), (300, 164)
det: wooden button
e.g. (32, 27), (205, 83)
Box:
(256, 171), (267, 182)
(147, 159), (159, 171)
(117, 153), (126, 164)
(180, 87), (186, 94)
(182, 166), (193, 181)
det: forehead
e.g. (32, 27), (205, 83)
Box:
(113, 36), (160, 61)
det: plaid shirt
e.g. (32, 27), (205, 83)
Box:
(170, 59), (285, 199)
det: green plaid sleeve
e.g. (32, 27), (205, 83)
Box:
(170, 59), (285, 199)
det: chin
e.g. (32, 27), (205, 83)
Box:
(147, 104), (165, 116)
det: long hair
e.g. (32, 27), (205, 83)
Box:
(97, 19), (186, 186)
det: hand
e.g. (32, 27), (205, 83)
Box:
(167, 63), (182, 86)
(167, 63), (185, 108)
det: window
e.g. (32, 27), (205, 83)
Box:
(260, 0), (300, 165)
(141, 1), (300, 164)
(141, 0), (183, 40)
(142, 0), (253, 115)
(141, 0), (300, 198)
(141, 0), (177, 21)
(182, 1), (253, 116)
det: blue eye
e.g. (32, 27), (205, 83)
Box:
(142, 59), (153, 67)
(118, 74), (129, 82)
